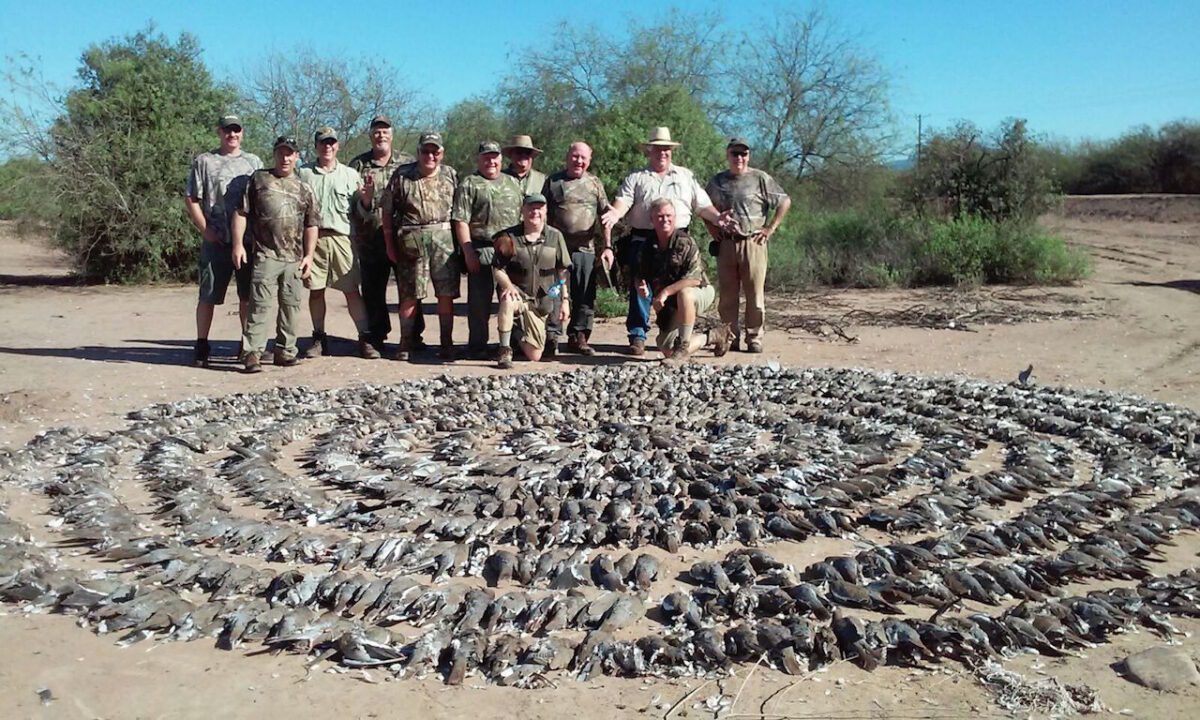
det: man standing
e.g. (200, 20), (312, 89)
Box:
(492, 193), (571, 369)
(502, 135), (547, 195)
(636, 199), (715, 363)
(349, 115), (417, 356)
(381, 132), (460, 360)
(544, 141), (613, 356)
(705, 138), (792, 354)
(184, 114), (262, 368)
(230, 136), (319, 373)
(297, 127), (375, 359)
(600, 127), (729, 356)
(451, 141), (523, 359)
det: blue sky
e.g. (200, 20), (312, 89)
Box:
(2, 0), (1197, 149)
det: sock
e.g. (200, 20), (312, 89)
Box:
(499, 330), (512, 347)
(399, 317), (416, 345)
(679, 324), (694, 346)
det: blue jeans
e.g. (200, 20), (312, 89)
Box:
(625, 238), (652, 340)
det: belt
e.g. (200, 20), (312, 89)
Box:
(400, 221), (450, 231)
(317, 228), (347, 237)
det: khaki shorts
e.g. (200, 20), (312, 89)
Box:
(656, 284), (715, 351)
(511, 298), (549, 351)
(307, 233), (360, 292)
(396, 227), (460, 301)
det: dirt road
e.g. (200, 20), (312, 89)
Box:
(0, 199), (1196, 718)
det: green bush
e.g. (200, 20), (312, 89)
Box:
(764, 209), (1087, 290)
(594, 287), (626, 318)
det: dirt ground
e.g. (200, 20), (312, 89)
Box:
(0, 196), (1197, 719)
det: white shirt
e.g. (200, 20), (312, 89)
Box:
(614, 165), (713, 230)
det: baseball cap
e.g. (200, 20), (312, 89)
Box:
(477, 140), (502, 155)
(369, 115), (392, 129)
(726, 137), (752, 150)
(218, 115), (242, 130)
(273, 136), (299, 151)
(418, 132), (444, 148)
(314, 126), (338, 143)
(523, 192), (547, 205)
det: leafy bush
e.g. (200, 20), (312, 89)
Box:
(1053, 120), (1200, 195)
(46, 29), (234, 283)
(907, 119), (1059, 221)
(593, 287), (626, 318)
(765, 209), (1087, 290)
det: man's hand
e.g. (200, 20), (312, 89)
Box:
(500, 285), (522, 303)
(637, 280), (651, 299)
(360, 173), (375, 209)
(462, 245), (481, 274)
(751, 227), (773, 245)
(558, 300), (570, 325)
(653, 290), (669, 313)
(600, 208), (621, 231)
(231, 244), (247, 270)
(599, 247), (614, 271)
(299, 255), (314, 279)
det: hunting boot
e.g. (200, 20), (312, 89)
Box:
(301, 330), (328, 359)
(243, 351), (263, 374)
(496, 346), (514, 370)
(192, 338), (211, 368)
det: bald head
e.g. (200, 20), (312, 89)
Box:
(565, 141), (592, 179)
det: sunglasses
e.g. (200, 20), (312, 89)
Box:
(420, 147), (443, 155)
(729, 150), (749, 157)
(318, 138), (338, 146)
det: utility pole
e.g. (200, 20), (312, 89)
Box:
(916, 114), (923, 171)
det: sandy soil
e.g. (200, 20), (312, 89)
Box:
(0, 197), (1197, 719)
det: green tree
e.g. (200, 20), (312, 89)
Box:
(441, 98), (507, 175)
(909, 119), (1057, 221)
(46, 28), (234, 282)
(0, 156), (55, 223)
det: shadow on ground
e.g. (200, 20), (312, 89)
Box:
(1124, 279), (1200, 295)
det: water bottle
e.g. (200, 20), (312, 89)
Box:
(547, 279), (565, 299)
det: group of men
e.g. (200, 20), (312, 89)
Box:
(184, 116), (790, 372)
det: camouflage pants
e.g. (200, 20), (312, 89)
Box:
(396, 227), (460, 301)
(242, 256), (303, 357)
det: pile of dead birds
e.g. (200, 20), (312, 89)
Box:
(0, 364), (1197, 688)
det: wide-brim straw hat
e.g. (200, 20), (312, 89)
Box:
(503, 135), (542, 156)
(641, 126), (681, 149)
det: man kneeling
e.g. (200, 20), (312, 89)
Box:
(637, 198), (715, 362)
(492, 193), (572, 369)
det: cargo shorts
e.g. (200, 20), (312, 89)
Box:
(198, 240), (252, 305)
(307, 232), (360, 292)
(396, 226), (460, 301)
(656, 284), (716, 351)
(510, 298), (550, 351)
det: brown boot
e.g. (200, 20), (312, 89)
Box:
(243, 352), (263, 374)
(628, 338), (646, 357)
(359, 338), (381, 359)
(300, 331), (327, 359)
(713, 323), (732, 357)
(496, 347), (514, 369)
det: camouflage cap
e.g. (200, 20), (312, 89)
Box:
(726, 137), (752, 150)
(273, 136), (299, 152)
(314, 126), (338, 143)
(218, 115), (242, 130)
(418, 132), (444, 149)
(477, 140), (502, 156)
(369, 115), (392, 129)
(523, 192), (548, 205)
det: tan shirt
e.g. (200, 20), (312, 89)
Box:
(297, 161), (361, 236)
(614, 165), (712, 230)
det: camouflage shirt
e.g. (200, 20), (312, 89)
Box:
(705, 168), (789, 236)
(452, 172), (523, 243)
(185, 149), (263, 244)
(493, 225), (572, 308)
(349, 149), (416, 242)
(504, 166), (547, 196)
(239, 170), (320, 262)
(545, 170), (610, 252)
(637, 230), (708, 294)
(384, 163), (458, 229)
